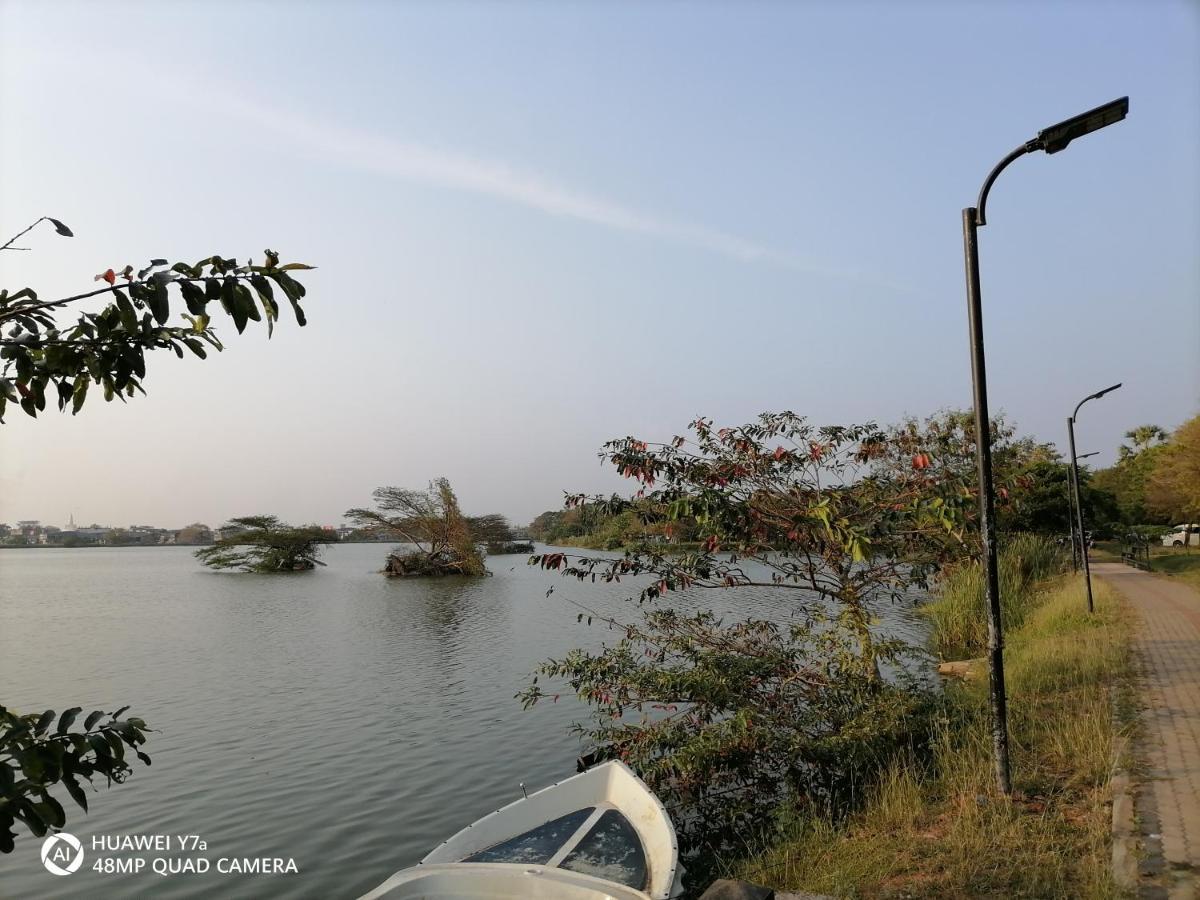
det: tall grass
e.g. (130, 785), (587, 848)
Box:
(730, 573), (1131, 899)
(925, 533), (1064, 660)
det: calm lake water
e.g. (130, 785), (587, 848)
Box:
(0, 544), (931, 899)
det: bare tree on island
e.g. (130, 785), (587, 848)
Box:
(346, 478), (503, 576)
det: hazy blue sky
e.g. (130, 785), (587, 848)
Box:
(1, 0), (1197, 528)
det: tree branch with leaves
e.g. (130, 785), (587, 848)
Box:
(0, 216), (313, 421)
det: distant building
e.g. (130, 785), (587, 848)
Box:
(127, 525), (170, 545)
(174, 524), (214, 545)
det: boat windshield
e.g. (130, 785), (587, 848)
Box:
(559, 808), (648, 890)
(462, 807), (594, 864)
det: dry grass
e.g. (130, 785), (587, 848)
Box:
(730, 574), (1132, 899)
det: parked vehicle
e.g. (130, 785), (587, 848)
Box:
(1162, 524), (1200, 547)
(359, 760), (684, 900)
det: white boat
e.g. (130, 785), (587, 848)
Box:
(360, 760), (685, 900)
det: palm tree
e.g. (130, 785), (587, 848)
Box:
(1119, 424), (1168, 461)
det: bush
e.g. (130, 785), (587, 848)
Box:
(520, 607), (934, 884)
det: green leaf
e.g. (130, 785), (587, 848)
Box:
(84, 710), (104, 731)
(235, 284), (261, 323)
(269, 272), (307, 326)
(71, 378), (88, 415)
(20, 751), (45, 781)
(279, 262), (314, 270)
(34, 711), (55, 736)
(36, 795), (66, 829)
(30, 379), (46, 412)
(47, 217), (73, 237)
(178, 280), (207, 316)
(14, 803), (47, 838)
(62, 777), (88, 812)
(87, 733), (111, 758)
(104, 731), (125, 761)
(223, 279), (247, 333)
(55, 380), (73, 410)
(147, 280), (169, 325)
(249, 275), (279, 319)
(56, 707), (81, 735)
(113, 289), (138, 333)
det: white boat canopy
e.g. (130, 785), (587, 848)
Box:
(360, 760), (683, 900)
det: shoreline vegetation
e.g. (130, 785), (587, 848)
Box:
(725, 540), (1132, 898)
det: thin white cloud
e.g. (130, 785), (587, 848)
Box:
(125, 60), (911, 292)
(218, 90), (784, 262)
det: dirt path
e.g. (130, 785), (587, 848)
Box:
(1094, 562), (1200, 899)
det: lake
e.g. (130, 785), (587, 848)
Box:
(0, 543), (931, 898)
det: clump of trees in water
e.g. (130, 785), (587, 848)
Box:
(195, 516), (329, 572)
(346, 478), (516, 576)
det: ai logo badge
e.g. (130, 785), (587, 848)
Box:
(41, 832), (84, 876)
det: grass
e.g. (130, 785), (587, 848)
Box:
(727, 564), (1133, 898)
(924, 533), (1065, 660)
(1146, 547), (1200, 592)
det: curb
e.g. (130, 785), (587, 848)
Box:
(1110, 766), (1139, 893)
(1104, 570), (1141, 896)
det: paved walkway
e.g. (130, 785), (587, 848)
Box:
(1095, 562), (1200, 899)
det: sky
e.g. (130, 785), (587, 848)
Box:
(0, 0), (1197, 529)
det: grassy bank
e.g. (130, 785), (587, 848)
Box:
(729, 546), (1132, 898)
(1147, 548), (1200, 592)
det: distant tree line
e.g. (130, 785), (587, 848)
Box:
(526, 410), (1200, 550)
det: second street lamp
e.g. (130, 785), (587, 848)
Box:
(961, 96), (1128, 796)
(1068, 383), (1123, 613)
(1068, 451), (1099, 572)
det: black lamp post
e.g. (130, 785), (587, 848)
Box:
(961, 96), (1128, 796)
(1068, 383), (1122, 612)
(1068, 451), (1099, 572)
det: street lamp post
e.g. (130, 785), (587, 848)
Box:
(1068, 451), (1099, 572)
(1068, 384), (1122, 612)
(961, 96), (1128, 796)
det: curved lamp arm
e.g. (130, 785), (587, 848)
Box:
(975, 142), (1038, 226)
(1072, 382), (1123, 422)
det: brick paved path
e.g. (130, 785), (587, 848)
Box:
(1095, 562), (1200, 899)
